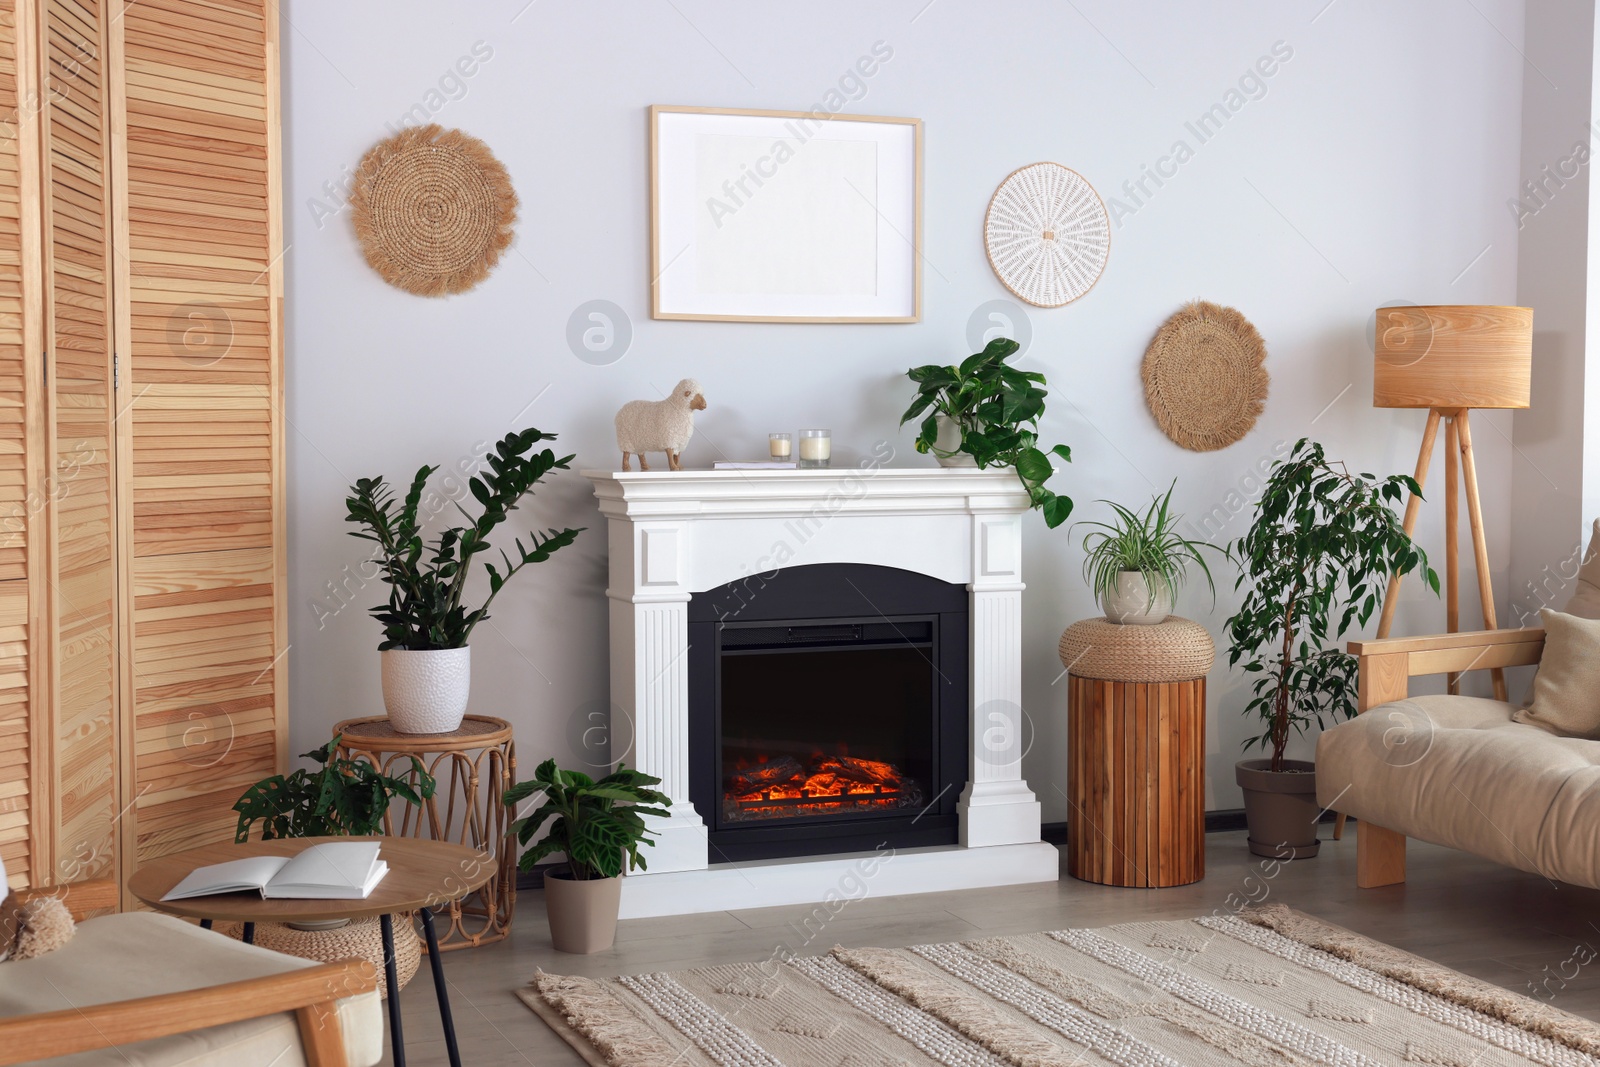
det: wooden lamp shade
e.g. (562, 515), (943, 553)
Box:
(1373, 305), (1532, 409)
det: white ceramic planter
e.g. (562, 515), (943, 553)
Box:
(933, 415), (978, 467)
(1102, 571), (1173, 625)
(381, 646), (471, 733)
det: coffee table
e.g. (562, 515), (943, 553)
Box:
(129, 836), (494, 1067)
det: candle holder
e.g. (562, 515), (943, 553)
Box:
(768, 433), (792, 461)
(798, 429), (831, 469)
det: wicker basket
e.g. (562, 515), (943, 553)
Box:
(223, 916), (420, 999)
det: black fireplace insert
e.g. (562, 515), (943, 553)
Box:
(688, 563), (967, 862)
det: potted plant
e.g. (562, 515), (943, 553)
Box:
(1077, 481), (1217, 624)
(900, 337), (1075, 528)
(344, 427), (583, 733)
(231, 736), (436, 993)
(504, 759), (669, 954)
(1226, 439), (1436, 859)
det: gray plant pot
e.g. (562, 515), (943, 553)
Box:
(544, 867), (622, 954)
(1235, 758), (1321, 859)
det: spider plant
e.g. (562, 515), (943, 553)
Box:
(1077, 481), (1217, 614)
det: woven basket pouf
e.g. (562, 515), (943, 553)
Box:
(223, 916), (420, 999)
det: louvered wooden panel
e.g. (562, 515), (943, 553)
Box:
(110, 0), (283, 881)
(41, 0), (117, 885)
(0, 0), (42, 892)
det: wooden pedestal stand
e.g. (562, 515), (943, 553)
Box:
(1059, 617), (1214, 887)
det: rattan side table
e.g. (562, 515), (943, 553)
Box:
(335, 714), (516, 950)
(1059, 616), (1214, 888)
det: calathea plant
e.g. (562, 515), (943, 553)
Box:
(344, 427), (583, 650)
(504, 759), (670, 880)
(1226, 438), (1438, 772)
(900, 337), (1074, 527)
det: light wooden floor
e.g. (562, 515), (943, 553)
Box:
(384, 831), (1600, 1065)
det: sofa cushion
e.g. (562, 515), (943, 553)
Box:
(1317, 694), (1600, 889)
(0, 911), (382, 1067)
(1514, 609), (1600, 739)
(1564, 518), (1600, 618)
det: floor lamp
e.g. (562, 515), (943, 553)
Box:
(1372, 305), (1534, 701)
(1332, 305), (1531, 845)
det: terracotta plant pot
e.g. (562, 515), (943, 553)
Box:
(381, 646), (470, 733)
(544, 867), (622, 954)
(1235, 758), (1321, 859)
(1101, 571), (1173, 625)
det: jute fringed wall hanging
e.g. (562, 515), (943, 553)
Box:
(350, 124), (517, 297)
(1142, 300), (1269, 451)
(983, 162), (1110, 307)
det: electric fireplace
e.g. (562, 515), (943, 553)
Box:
(688, 564), (967, 862)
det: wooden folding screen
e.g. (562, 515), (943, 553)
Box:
(0, 0), (283, 900)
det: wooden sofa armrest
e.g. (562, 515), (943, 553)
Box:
(9, 879), (118, 922)
(1349, 627), (1545, 702)
(0, 957), (379, 1067)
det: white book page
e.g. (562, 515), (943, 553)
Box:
(265, 842), (382, 897)
(162, 856), (288, 901)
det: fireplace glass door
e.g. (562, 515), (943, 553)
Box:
(718, 619), (935, 827)
(687, 563), (966, 862)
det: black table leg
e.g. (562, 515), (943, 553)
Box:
(199, 918), (212, 931)
(419, 907), (461, 1067)
(380, 913), (406, 1067)
(241, 921), (254, 945)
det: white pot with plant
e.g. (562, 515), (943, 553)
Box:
(1077, 482), (1216, 625)
(344, 428), (583, 734)
(900, 338), (1075, 527)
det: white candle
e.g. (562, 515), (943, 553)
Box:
(799, 436), (830, 461)
(769, 434), (792, 459)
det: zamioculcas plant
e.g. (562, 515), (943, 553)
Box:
(1227, 438), (1439, 772)
(900, 337), (1074, 527)
(343, 427), (583, 650)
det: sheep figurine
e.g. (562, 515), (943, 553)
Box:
(615, 379), (707, 471)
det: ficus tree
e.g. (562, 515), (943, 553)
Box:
(900, 337), (1074, 527)
(344, 427), (583, 650)
(1226, 438), (1438, 772)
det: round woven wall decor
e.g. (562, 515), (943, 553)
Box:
(983, 162), (1110, 308)
(349, 124), (517, 297)
(1142, 300), (1269, 452)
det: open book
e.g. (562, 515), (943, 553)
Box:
(162, 841), (389, 901)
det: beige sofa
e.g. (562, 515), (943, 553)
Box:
(1314, 627), (1587, 889)
(0, 881), (383, 1067)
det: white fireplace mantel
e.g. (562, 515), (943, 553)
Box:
(584, 466), (1059, 917)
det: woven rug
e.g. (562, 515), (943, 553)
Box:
(518, 905), (1600, 1067)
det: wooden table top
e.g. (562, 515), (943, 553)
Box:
(127, 836), (497, 923)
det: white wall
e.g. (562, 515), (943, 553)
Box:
(282, 0), (1527, 816)
(1508, 0), (1594, 641)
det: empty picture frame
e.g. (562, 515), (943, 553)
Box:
(650, 105), (923, 322)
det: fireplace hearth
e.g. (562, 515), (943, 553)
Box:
(689, 564), (967, 861)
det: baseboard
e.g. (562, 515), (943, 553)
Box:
(519, 811), (1350, 890)
(1041, 808), (1344, 843)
